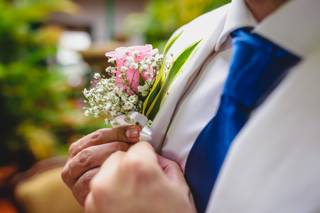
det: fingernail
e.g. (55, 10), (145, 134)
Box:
(126, 126), (140, 138)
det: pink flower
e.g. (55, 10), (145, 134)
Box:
(105, 45), (154, 62)
(105, 45), (158, 95)
(114, 67), (140, 95)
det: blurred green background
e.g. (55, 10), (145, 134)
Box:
(0, 0), (103, 170)
(0, 0), (229, 212)
(126, 0), (229, 47)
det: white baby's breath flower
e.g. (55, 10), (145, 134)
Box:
(121, 66), (128, 72)
(141, 63), (149, 71)
(113, 86), (122, 95)
(105, 67), (111, 73)
(133, 50), (139, 57)
(108, 58), (116, 63)
(145, 79), (154, 86)
(107, 82), (115, 91)
(109, 77), (116, 84)
(131, 63), (139, 70)
(123, 102), (134, 111)
(94, 73), (101, 80)
(138, 84), (150, 97)
(111, 105), (121, 114)
(84, 45), (164, 125)
(96, 87), (104, 94)
(115, 97), (121, 104)
(104, 102), (112, 111)
(128, 95), (138, 104)
(84, 110), (90, 117)
(83, 88), (90, 97)
(126, 56), (134, 64)
(120, 93), (128, 102)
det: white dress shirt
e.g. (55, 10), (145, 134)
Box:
(159, 0), (320, 172)
(160, 0), (257, 169)
(207, 0), (320, 210)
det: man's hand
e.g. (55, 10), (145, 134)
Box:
(85, 142), (196, 213)
(61, 125), (141, 205)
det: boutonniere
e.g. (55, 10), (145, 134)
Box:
(142, 31), (202, 121)
(83, 31), (201, 141)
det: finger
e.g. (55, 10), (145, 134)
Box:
(158, 155), (191, 198)
(118, 142), (161, 183)
(62, 142), (130, 187)
(91, 151), (126, 185)
(126, 142), (158, 166)
(87, 151), (126, 213)
(84, 193), (97, 213)
(69, 125), (141, 157)
(72, 168), (99, 206)
(157, 155), (185, 183)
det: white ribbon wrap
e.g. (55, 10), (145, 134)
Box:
(111, 112), (152, 142)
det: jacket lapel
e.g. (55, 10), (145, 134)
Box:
(208, 47), (320, 212)
(150, 6), (229, 150)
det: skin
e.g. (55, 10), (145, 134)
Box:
(85, 142), (196, 213)
(245, 0), (289, 22)
(61, 125), (141, 205)
(63, 0), (291, 212)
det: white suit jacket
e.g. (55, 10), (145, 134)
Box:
(150, 0), (320, 212)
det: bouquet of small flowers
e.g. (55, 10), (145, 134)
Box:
(83, 45), (163, 133)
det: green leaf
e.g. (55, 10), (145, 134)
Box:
(139, 72), (145, 85)
(163, 30), (183, 56)
(146, 40), (201, 120)
(142, 30), (183, 114)
(142, 75), (162, 114)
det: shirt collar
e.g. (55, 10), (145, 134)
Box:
(216, 0), (320, 58)
(253, 0), (320, 58)
(215, 0), (257, 51)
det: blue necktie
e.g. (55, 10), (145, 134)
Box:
(185, 28), (301, 213)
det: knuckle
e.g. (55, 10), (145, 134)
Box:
(61, 165), (76, 188)
(61, 166), (69, 182)
(170, 161), (181, 170)
(72, 170), (98, 205)
(76, 148), (93, 167)
(72, 184), (88, 205)
(69, 138), (85, 156)
(78, 172), (93, 188)
(68, 143), (77, 155)
(91, 129), (104, 143)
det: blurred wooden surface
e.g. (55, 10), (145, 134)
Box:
(14, 158), (83, 213)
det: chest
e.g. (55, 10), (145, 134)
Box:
(160, 49), (232, 169)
